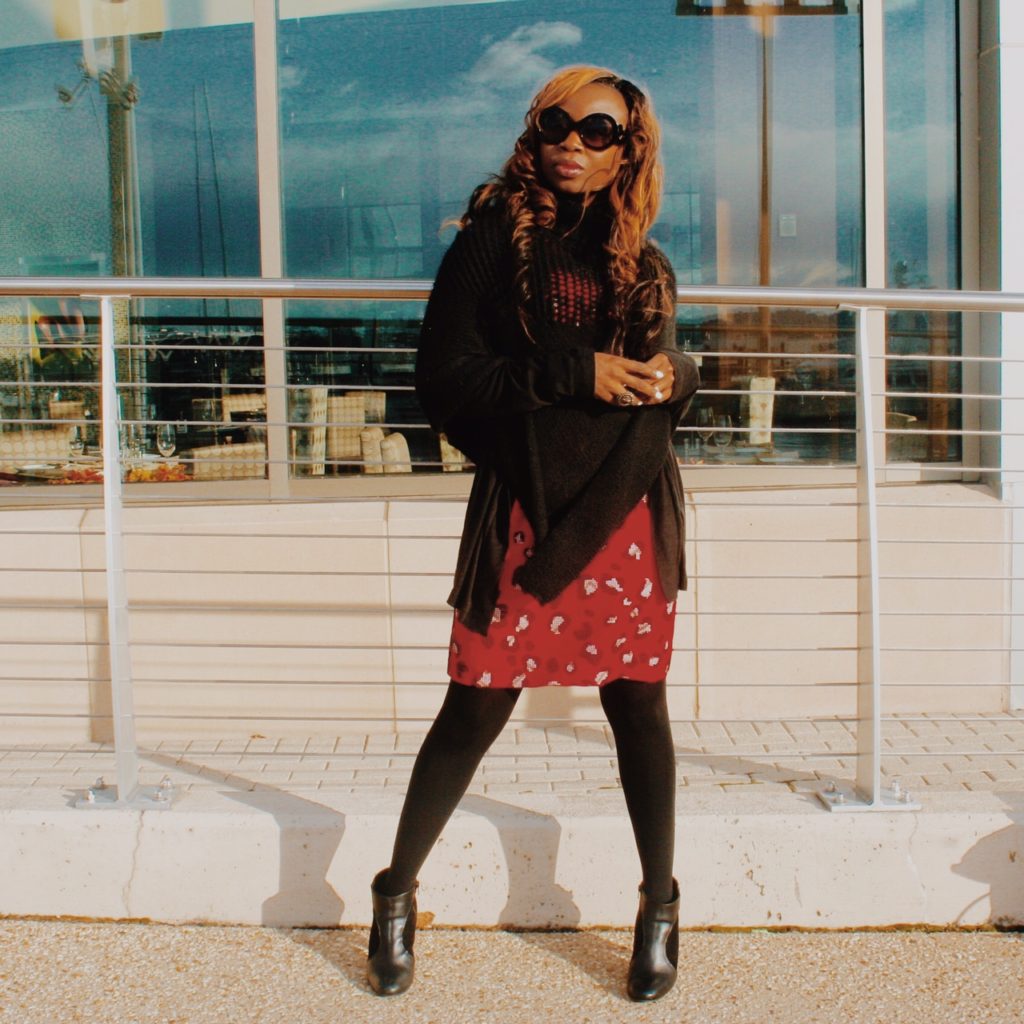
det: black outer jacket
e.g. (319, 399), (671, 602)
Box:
(416, 204), (700, 636)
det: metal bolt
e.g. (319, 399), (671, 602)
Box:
(93, 777), (107, 791)
(835, 792), (846, 805)
(158, 775), (173, 793)
(901, 790), (913, 804)
(84, 789), (96, 804)
(890, 780), (903, 800)
(825, 781), (837, 794)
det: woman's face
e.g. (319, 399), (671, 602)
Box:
(537, 82), (630, 197)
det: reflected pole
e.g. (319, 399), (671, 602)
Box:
(98, 35), (145, 424)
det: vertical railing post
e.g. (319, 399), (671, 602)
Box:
(853, 305), (883, 805)
(819, 305), (916, 812)
(76, 295), (171, 811)
(99, 295), (140, 804)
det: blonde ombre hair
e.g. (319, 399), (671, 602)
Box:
(463, 65), (673, 356)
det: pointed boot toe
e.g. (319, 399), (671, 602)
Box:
(626, 878), (679, 1002)
(367, 868), (418, 996)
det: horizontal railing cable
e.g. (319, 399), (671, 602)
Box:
(1, 276), (1023, 807)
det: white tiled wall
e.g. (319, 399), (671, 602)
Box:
(0, 482), (1010, 741)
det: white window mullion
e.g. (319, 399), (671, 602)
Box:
(253, 0), (290, 498)
(861, 0), (887, 472)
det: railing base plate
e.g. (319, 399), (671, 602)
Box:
(74, 782), (175, 811)
(817, 785), (921, 813)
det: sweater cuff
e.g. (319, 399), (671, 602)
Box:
(545, 346), (595, 401)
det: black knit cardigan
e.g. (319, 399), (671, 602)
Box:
(416, 193), (700, 635)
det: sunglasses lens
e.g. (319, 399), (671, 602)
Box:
(538, 107), (571, 144)
(578, 114), (618, 150)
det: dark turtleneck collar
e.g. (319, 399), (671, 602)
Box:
(552, 188), (613, 253)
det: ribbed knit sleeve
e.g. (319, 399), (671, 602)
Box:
(415, 208), (597, 439)
(643, 248), (700, 407)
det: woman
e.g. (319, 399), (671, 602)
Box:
(367, 65), (699, 1002)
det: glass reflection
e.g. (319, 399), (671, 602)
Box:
(884, 0), (962, 464)
(279, 0), (866, 465)
(0, 5), (261, 484)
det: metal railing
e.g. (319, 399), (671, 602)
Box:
(1, 276), (1023, 812)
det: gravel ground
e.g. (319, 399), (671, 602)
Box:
(1, 921), (1022, 1024)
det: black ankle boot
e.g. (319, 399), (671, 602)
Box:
(367, 868), (418, 996)
(626, 878), (679, 1002)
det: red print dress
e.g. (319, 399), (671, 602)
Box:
(448, 496), (676, 688)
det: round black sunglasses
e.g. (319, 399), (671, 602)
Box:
(537, 106), (627, 152)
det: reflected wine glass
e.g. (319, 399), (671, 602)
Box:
(119, 424), (142, 468)
(156, 423), (177, 458)
(68, 426), (85, 459)
(696, 408), (714, 452)
(712, 413), (734, 452)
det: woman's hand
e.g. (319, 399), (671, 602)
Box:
(594, 352), (668, 407)
(644, 352), (675, 401)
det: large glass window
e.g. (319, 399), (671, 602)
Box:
(0, 3), (264, 487)
(0, 0), (966, 488)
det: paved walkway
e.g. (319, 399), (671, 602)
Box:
(2, 713), (1022, 799)
(1, 919), (1022, 1024)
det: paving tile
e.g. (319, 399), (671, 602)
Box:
(352, 769), (403, 783)
(484, 783), (554, 795)
(242, 739), (278, 753)
(5, 716), (1024, 798)
(512, 768), (582, 784)
(363, 735), (398, 752)
(301, 737), (342, 754)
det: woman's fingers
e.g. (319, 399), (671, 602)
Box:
(594, 353), (668, 405)
(645, 353), (675, 398)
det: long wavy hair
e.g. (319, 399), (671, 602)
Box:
(461, 65), (673, 357)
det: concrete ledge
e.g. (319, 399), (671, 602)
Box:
(2, 786), (1022, 929)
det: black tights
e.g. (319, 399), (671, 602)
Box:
(379, 678), (676, 904)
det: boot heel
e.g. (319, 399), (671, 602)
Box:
(367, 868), (418, 996)
(626, 878), (679, 1002)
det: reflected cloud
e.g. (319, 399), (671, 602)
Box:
(466, 20), (583, 90)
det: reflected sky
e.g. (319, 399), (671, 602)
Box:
(0, 0), (957, 292)
(278, 1), (864, 285)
